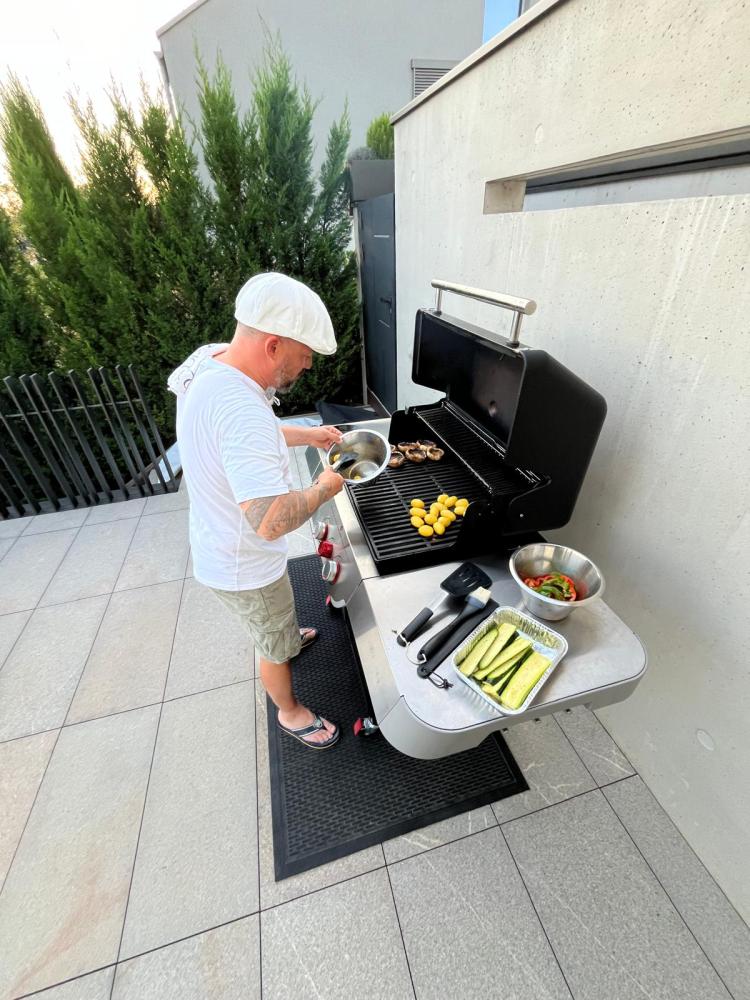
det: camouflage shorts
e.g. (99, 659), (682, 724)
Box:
(210, 570), (302, 664)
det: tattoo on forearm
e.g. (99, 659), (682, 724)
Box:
(243, 482), (330, 540)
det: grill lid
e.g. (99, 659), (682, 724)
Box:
(410, 306), (607, 532)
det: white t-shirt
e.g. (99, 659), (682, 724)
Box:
(177, 358), (293, 591)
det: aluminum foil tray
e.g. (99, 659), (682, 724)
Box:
(451, 606), (568, 716)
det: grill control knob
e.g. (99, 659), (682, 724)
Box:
(317, 540), (334, 559)
(320, 558), (341, 584)
(314, 521), (329, 541)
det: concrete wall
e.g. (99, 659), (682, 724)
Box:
(158, 0), (483, 171)
(393, 0), (750, 919)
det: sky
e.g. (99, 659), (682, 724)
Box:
(0, 0), (520, 182)
(0, 0), (185, 180)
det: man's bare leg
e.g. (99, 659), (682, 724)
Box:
(259, 656), (336, 745)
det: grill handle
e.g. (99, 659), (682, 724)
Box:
(431, 279), (536, 348)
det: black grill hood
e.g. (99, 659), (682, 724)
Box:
(408, 308), (607, 533)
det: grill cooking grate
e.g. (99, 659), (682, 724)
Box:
(346, 455), (482, 566)
(416, 405), (533, 496)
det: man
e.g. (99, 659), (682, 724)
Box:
(169, 272), (345, 750)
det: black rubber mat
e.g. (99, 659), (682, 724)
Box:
(267, 555), (528, 880)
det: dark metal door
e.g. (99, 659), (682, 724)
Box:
(358, 193), (397, 412)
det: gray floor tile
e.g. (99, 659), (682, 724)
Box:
(22, 508), (89, 535)
(605, 776), (750, 1000)
(113, 916), (260, 1000)
(255, 682), (385, 909)
(389, 826), (571, 1000)
(0, 529), (77, 614)
(0, 728), (58, 885)
(555, 705), (634, 785)
(503, 790), (732, 1000)
(164, 578), (253, 701)
(120, 683), (258, 959)
(0, 515), (33, 538)
(0, 609), (31, 668)
(142, 488), (189, 516)
(84, 498), (146, 525)
(383, 805), (497, 864)
(24, 967), (115, 998)
(115, 509), (190, 592)
(0, 597), (108, 742)
(491, 715), (596, 823)
(0, 537), (13, 561)
(185, 549), (193, 577)
(39, 520), (138, 606)
(67, 582), (182, 725)
(0, 706), (160, 1000)
(262, 869), (414, 1000)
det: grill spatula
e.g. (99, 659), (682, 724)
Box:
(416, 584), (493, 675)
(396, 562), (492, 646)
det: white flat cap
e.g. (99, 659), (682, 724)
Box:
(234, 272), (337, 356)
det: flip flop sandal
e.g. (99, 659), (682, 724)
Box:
(277, 713), (340, 750)
(299, 627), (318, 651)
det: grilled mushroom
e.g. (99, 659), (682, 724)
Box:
(388, 452), (406, 468)
(425, 446), (444, 461)
(397, 441), (418, 453)
(404, 448), (427, 463)
(417, 439), (436, 449)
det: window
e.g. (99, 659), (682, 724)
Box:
(411, 60), (458, 99)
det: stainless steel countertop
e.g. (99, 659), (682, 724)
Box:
(361, 555), (646, 732)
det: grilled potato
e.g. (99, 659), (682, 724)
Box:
(418, 525), (434, 537)
(410, 499), (425, 508)
(410, 515), (425, 528)
(434, 521), (446, 535)
(423, 513), (438, 525)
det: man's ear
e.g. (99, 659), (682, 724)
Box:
(264, 335), (282, 361)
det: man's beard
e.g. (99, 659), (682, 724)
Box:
(275, 367), (303, 394)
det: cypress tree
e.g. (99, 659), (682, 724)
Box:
(0, 203), (56, 374)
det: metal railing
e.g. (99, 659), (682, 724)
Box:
(0, 365), (178, 519)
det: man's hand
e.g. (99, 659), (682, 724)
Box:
(280, 424), (344, 449)
(307, 425), (343, 449)
(317, 466), (345, 498)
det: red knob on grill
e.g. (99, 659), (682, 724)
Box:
(317, 540), (334, 559)
(313, 521), (329, 541)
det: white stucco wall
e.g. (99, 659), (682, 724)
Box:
(158, 0), (483, 171)
(394, 0), (750, 919)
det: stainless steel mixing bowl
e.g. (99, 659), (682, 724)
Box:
(325, 429), (390, 485)
(509, 542), (605, 621)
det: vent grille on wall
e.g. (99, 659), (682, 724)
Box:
(411, 60), (458, 98)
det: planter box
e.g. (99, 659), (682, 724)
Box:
(347, 159), (395, 202)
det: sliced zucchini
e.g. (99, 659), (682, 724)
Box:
(499, 652), (552, 710)
(485, 637), (531, 676)
(458, 627), (498, 676)
(477, 623), (516, 672)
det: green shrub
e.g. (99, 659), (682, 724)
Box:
(365, 112), (394, 159)
(0, 48), (361, 436)
(0, 202), (57, 375)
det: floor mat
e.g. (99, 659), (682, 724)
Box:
(268, 555), (528, 880)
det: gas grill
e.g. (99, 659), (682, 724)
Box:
(344, 282), (607, 576)
(306, 281), (645, 760)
